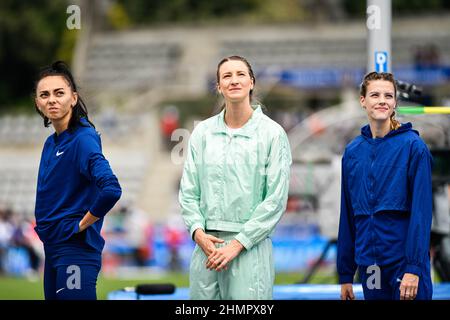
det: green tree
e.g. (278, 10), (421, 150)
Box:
(116, 0), (260, 26)
(343, 0), (450, 17)
(0, 0), (71, 111)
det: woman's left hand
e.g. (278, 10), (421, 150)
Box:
(78, 211), (99, 233)
(206, 239), (244, 272)
(400, 273), (419, 300)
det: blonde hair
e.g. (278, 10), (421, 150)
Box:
(360, 71), (401, 131)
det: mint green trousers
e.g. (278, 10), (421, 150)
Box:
(189, 231), (274, 300)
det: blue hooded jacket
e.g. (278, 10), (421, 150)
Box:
(34, 118), (121, 253)
(337, 122), (433, 284)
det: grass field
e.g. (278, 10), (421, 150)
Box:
(0, 271), (338, 300)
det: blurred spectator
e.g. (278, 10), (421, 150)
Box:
(103, 204), (153, 267)
(414, 44), (441, 69)
(159, 105), (180, 151)
(0, 208), (14, 274)
(10, 217), (43, 279)
(164, 214), (185, 272)
(0, 207), (43, 278)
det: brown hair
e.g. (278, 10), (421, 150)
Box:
(360, 71), (400, 131)
(216, 55), (256, 101)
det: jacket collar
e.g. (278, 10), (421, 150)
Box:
(52, 127), (72, 144)
(361, 122), (416, 141)
(213, 105), (263, 138)
(51, 117), (91, 144)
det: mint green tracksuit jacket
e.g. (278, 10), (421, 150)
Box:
(179, 105), (292, 299)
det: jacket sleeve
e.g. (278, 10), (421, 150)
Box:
(234, 131), (292, 250)
(337, 151), (357, 284)
(404, 145), (433, 276)
(178, 127), (205, 239)
(78, 133), (122, 218)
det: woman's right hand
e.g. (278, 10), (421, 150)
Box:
(193, 229), (224, 256)
(340, 283), (355, 300)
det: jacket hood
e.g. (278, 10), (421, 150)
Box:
(361, 122), (419, 140)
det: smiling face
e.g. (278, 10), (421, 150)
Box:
(217, 60), (254, 104)
(35, 75), (77, 126)
(360, 79), (396, 124)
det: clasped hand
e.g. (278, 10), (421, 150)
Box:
(193, 229), (244, 272)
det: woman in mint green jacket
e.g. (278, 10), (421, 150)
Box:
(179, 56), (292, 299)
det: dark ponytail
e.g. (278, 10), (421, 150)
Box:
(34, 61), (95, 131)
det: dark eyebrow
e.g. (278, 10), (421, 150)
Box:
(39, 87), (65, 94)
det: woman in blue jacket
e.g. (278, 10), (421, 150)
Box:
(337, 72), (433, 300)
(34, 61), (122, 300)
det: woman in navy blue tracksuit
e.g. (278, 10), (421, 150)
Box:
(34, 61), (121, 300)
(337, 72), (433, 300)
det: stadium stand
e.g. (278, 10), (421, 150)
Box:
(1, 13), (449, 280)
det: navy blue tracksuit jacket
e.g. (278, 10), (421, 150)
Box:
(337, 122), (433, 284)
(34, 118), (122, 253)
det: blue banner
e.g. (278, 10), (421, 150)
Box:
(257, 65), (450, 89)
